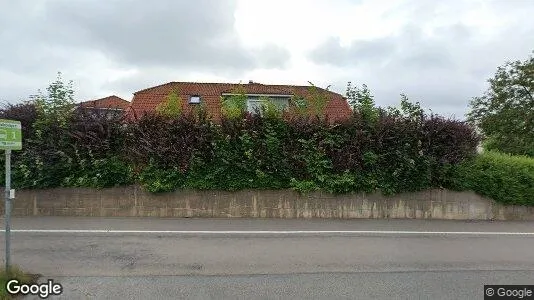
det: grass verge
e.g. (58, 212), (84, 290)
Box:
(0, 266), (39, 300)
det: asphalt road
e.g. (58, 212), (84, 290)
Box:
(1, 217), (533, 299)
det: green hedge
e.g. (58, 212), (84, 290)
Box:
(0, 96), (484, 199)
(447, 151), (534, 206)
(125, 110), (480, 196)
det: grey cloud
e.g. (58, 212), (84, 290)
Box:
(40, 0), (281, 70)
(309, 24), (454, 70)
(309, 0), (534, 120)
(0, 0), (291, 72)
(400, 45), (453, 69)
(0, 0), (291, 103)
(254, 44), (292, 69)
(310, 36), (397, 66)
(433, 23), (472, 41)
(308, 37), (347, 65)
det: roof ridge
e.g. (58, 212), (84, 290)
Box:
(78, 95), (131, 105)
(79, 95), (130, 105)
(133, 81), (253, 95)
(132, 81), (342, 95)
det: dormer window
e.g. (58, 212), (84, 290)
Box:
(189, 95), (201, 104)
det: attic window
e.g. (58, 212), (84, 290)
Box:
(189, 95), (201, 104)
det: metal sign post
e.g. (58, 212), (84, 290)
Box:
(5, 149), (11, 272)
(0, 119), (22, 273)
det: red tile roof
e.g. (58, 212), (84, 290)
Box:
(79, 95), (130, 109)
(126, 81), (352, 122)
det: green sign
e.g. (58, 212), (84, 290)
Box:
(0, 119), (22, 150)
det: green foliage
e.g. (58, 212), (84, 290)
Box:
(259, 96), (284, 119)
(31, 72), (75, 134)
(289, 95), (308, 116)
(7, 73), (78, 189)
(447, 151), (534, 206)
(387, 94), (425, 121)
(117, 92), (478, 196)
(62, 155), (133, 188)
(289, 178), (319, 193)
(0, 73), (133, 190)
(4, 75), (498, 205)
(0, 265), (38, 299)
(8, 150), (72, 189)
(306, 82), (329, 117)
(467, 51), (534, 157)
(183, 116), (292, 191)
(287, 82), (330, 118)
(322, 171), (358, 194)
(346, 82), (379, 123)
(138, 162), (186, 193)
(221, 84), (247, 119)
(346, 82), (374, 108)
(156, 89), (183, 118)
(294, 136), (333, 185)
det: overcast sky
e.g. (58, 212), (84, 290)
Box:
(1, 0), (533, 119)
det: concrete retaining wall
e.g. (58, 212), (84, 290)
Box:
(0, 187), (532, 220)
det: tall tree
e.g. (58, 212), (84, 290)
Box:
(30, 71), (76, 137)
(467, 51), (534, 156)
(18, 72), (77, 188)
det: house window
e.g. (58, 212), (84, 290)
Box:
(269, 97), (290, 110)
(246, 96), (290, 114)
(189, 95), (201, 104)
(246, 97), (264, 113)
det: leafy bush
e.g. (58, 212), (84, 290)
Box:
(305, 83), (329, 118)
(138, 162), (186, 193)
(8, 149), (72, 189)
(447, 151), (534, 206)
(125, 109), (215, 177)
(184, 114), (292, 191)
(123, 94), (480, 195)
(259, 96), (285, 119)
(0, 75), (133, 189)
(221, 85), (247, 119)
(289, 178), (319, 193)
(62, 155), (133, 188)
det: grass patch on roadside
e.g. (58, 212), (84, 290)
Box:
(0, 266), (39, 300)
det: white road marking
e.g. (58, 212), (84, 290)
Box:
(0, 229), (533, 235)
